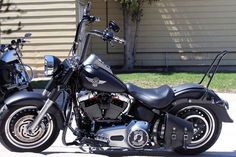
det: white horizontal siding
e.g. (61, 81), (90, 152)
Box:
(0, 0), (76, 74)
(1, 0), (236, 73)
(90, 0), (236, 67)
(135, 0), (236, 66)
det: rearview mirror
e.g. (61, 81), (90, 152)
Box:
(24, 32), (32, 38)
(108, 21), (120, 33)
(84, 0), (92, 15)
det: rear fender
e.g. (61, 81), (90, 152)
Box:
(3, 91), (65, 129)
(170, 90), (233, 123)
(173, 83), (206, 99)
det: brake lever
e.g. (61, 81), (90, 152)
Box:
(109, 41), (115, 47)
(94, 16), (101, 22)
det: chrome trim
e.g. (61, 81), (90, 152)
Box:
(44, 55), (55, 76)
(77, 92), (96, 103)
(14, 63), (33, 85)
(5, 106), (54, 149)
(95, 120), (149, 148)
(42, 90), (51, 97)
(114, 94), (132, 115)
(28, 99), (54, 131)
(127, 121), (149, 149)
(23, 64), (34, 81)
(114, 93), (130, 103)
(177, 106), (216, 149)
(96, 125), (128, 148)
(77, 92), (132, 116)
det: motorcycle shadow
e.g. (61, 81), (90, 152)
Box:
(94, 149), (236, 157)
(42, 148), (236, 157)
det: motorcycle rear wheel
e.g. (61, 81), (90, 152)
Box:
(173, 104), (222, 155)
(0, 105), (60, 152)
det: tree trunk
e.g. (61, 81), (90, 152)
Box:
(133, 1), (143, 66)
(133, 19), (140, 66)
(123, 7), (135, 70)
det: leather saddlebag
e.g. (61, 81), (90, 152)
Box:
(164, 113), (193, 148)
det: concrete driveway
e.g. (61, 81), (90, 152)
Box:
(0, 93), (235, 157)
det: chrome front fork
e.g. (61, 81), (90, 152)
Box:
(28, 99), (54, 132)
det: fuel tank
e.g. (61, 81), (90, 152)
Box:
(1, 49), (18, 63)
(80, 54), (126, 93)
(80, 65), (127, 93)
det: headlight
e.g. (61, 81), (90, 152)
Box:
(44, 55), (61, 76)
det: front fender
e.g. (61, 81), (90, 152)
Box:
(3, 91), (65, 129)
(4, 91), (44, 105)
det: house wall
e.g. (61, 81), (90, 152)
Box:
(1, 0), (236, 77)
(0, 0), (77, 76)
(136, 0), (236, 67)
(90, 0), (236, 68)
(88, 0), (124, 66)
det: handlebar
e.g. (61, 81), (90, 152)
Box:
(90, 30), (126, 45)
(90, 16), (101, 22)
(83, 15), (101, 23)
(74, 0), (125, 63)
(10, 33), (31, 48)
(0, 33), (31, 57)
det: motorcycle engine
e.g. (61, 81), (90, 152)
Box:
(78, 91), (130, 120)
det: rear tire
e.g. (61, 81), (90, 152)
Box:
(173, 105), (222, 155)
(0, 105), (60, 152)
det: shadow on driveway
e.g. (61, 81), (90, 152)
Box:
(42, 148), (236, 157)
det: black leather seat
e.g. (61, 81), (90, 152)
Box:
(126, 83), (175, 109)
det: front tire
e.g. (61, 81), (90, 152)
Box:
(173, 105), (222, 155)
(0, 105), (60, 152)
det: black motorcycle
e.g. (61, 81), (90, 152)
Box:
(0, 33), (33, 104)
(0, 1), (233, 155)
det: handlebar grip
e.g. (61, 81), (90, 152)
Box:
(0, 44), (6, 52)
(113, 36), (126, 45)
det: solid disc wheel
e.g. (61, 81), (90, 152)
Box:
(174, 105), (222, 155)
(0, 105), (60, 152)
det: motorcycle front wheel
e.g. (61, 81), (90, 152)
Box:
(173, 104), (222, 155)
(0, 105), (60, 152)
